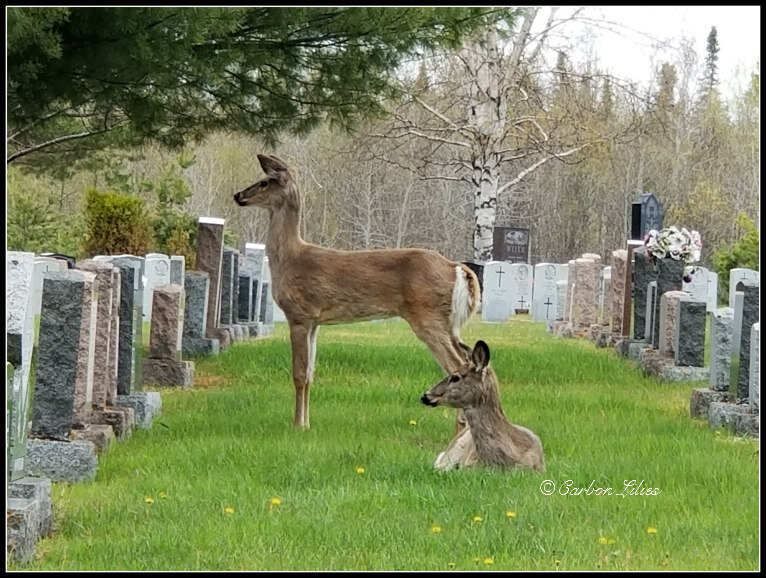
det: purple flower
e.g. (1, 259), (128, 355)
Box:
(683, 274), (693, 283)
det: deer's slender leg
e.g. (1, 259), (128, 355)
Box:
(303, 325), (320, 427)
(289, 322), (312, 429)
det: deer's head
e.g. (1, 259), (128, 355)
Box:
(233, 154), (298, 210)
(420, 340), (496, 410)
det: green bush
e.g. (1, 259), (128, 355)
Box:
(712, 213), (760, 304)
(82, 189), (154, 257)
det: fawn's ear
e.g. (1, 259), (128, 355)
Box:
(258, 154), (290, 178)
(471, 340), (490, 371)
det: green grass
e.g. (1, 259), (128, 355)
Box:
(16, 317), (759, 571)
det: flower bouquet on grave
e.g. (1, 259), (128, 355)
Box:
(643, 226), (702, 283)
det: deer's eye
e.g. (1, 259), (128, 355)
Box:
(449, 374), (460, 383)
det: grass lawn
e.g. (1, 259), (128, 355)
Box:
(15, 317), (759, 571)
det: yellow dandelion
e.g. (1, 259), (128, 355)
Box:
(224, 506), (234, 515)
(158, 491), (167, 499)
(409, 419), (417, 426)
(431, 526), (441, 534)
(473, 515), (483, 523)
(598, 536), (616, 545)
(356, 467), (365, 475)
(144, 496), (154, 504)
(647, 526), (658, 535)
(270, 497), (281, 506)
(484, 557), (494, 566)
(506, 510), (517, 518)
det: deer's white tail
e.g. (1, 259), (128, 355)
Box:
(450, 265), (481, 337)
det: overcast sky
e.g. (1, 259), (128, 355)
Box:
(536, 5), (760, 99)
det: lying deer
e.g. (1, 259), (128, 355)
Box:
(234, 154), (481, 429)
(421, 340), (545, 472)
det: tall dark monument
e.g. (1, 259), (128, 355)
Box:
(492, 226), (530, 264)
(630, 193), (663, 240)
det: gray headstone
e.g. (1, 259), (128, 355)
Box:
(632, 247), (657, 340)
(728, 268), (759, 308)
(220, 247), (238, 326)
(243, 243), (266, 322)
(644, 281), (658, 344)
(110, 257), (144, 394)
(651, 257), (684, 348)
(30, 271), (95, 440)
(736, 279), (759, 403)
(183, 271), (220, 356)
(708, 308), (734, 392)
(143, 254), (171, 323)
(750, 323), (759, 411)
(238, 275), (253, 323)
(674, 295), (706, 367)
(169, 255), (186, 285)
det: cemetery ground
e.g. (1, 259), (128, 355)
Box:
(12, 318), (758, 571)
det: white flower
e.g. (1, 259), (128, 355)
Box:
(644, 226), (702, 265)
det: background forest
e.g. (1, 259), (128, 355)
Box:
(6, 7), (760, 287)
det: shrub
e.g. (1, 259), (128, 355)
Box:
(712, 213), (760, 304)
(82, 189), (153, 257)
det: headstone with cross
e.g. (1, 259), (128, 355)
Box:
(481, 261), (513, 323)
(532, 263), (564, 322)
(508, 263), (533, 315)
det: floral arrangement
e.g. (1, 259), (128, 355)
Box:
(644, 226), (702, 283)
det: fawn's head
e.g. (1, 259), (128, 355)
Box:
(421, 340), (497, 410)
(233, 154), (298, 210)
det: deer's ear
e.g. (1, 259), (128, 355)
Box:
(472, 340), (490, 371)
(457, 341), (472, 362)
(258, 154), (289, 177)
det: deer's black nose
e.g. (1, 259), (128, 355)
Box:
(421, 394), (437, 407)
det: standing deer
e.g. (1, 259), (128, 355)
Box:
(233, 154), (481, 429)
(421, 340), (545, 472)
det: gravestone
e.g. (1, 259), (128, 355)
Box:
(40, 253), (76, 269)
(481, 261), (513, 323)
(651, 257), (684, 349)
(76, 260), (119, 410)
(570, 257), (600, 329)
(508, 263), (533, 314)
(630, 193), (663, 240)
(735, 279), (759, 403)
(143, 254), (171, 323)
(196, 217), (226, 337)
(683, 266), (717, 312)
(260, 257), (275, 329)
(750, 323), (759, 412)
(731, 290), (745, 356)
(30, 270), (97, 441)
(610, 250), (628, 334)
(632, 246), (657, 340)
(169, 255), (186, 285)
(6, 252), (36, 482)
(532, 263), (561, 322)
(644, 281), (658, 343)
(674, 295), (707, 366)
(243, 243), (266, 323)
(564, 260), (576, 322)
(492, 226), (529, 264)
(182, 271), (220, 356)
(238, 274), (254, 323)
(709, 308), (734, 392)
(30, 258), (67, 321)
(658, 290), (686, 358)
(143, 285), (194, 387)
(109, 257), (145, 394)
(220, 247), (239, 326)
(728, 268), (759, 308)
(599, 266), (612, 324)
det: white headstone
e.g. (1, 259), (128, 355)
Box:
(508, 263), (533, 314)
(683, 266), (717, 313)
(598, 266), (612, 312)
(732, 290), (745, 356)
(729, 268), (759, 308)
(30, 257), (68, 321)
(481, 261), (513, 323)
(143, 254), (171, 322)
(243, 243), (266, 322)
(532, 263), (562, 322)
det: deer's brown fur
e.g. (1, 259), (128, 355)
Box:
(234, 154), (481, 429)
(421, 340), (545, 472)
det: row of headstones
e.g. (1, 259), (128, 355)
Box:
(584, 244), (760, 438)
(182, 217), (277, 359)
(6, 252), (165, 563)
